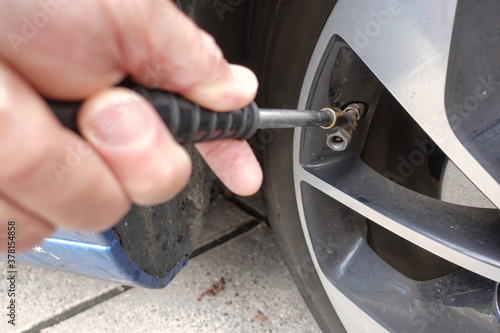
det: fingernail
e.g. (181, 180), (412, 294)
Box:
(87, 100), (151, 147)
(230, 65), (259, 96)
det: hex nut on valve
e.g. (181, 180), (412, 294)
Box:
(343, 103), (365, 120)
(324, 102), (367, 152)
(326, 129), (351, 151)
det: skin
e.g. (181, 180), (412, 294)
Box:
(0, 0), (263, 252)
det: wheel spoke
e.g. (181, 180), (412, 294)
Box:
(298, 0), (500, 207)
(291, 1), (500, 330)
(294, 130), (500, 282)
(297, 177), (498, 333)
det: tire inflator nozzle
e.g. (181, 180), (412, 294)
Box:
(48, 80), (363, 146)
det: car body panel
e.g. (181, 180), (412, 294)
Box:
(18, 229), (187, 288)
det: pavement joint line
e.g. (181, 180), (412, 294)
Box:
(189, 219), (262, 259)
(22, 285), (132, 333)
(215, 180), (268, 222)
(217, 191), (268, 223)
(230, 197), (268, 223)
(25, 219), (261, 332)
(22, 205), (262, 332)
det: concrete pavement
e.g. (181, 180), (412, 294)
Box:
(2, 196), (321, 333)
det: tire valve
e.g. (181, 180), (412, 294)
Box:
(325, 103), (367, 152)
(48, 78), (367, 145)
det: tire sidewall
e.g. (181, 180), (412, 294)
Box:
(247, 1), (346, 332)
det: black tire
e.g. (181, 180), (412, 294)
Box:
(248, 1), (500, 332)
(246, 1), (346, 332)
(262, 130), (346, 333)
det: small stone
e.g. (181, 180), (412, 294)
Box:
(255, 311), (269, 323)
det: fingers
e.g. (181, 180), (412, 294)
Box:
(0, 0), (258, 109)
(77, 87), (261, 200)
(78, 88), (192, 205)
(0, 0), (262, 204)
(108, 0), (261, 192)
(0, 1), (124, 99)
(109, 0), (262, 194)
(196, 140), (263, 196)
(110, 0), (259, 111)
(0, 61), (130, 232)
(0, 197), (54, 253)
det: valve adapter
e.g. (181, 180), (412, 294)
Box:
(325, 103), (367, 152)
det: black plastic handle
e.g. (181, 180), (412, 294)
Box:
(48, 81), (260, 145)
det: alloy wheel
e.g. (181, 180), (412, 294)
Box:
(293, 1), (500, 331)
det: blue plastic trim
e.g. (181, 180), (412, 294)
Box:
(17, 229), (187, 289)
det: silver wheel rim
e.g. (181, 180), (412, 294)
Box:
(293, 0), (500, 331)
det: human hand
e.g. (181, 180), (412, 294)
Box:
(0, 0), (262, 252)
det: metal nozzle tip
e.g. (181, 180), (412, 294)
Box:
(320, 108), (344, 130)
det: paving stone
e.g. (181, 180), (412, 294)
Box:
(1, 197), (319, 333)
(233, 193), (267, 219)
(0, 196), (250, 332)
(1, 264), (120, 332)
(197, 196), (255, 248)
(46, 226), (321, 333)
